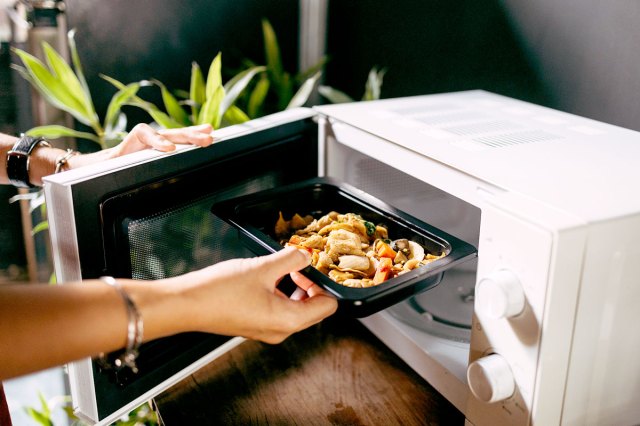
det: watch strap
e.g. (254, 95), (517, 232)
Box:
(6, 135), (51, 188)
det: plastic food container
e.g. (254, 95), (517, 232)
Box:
(211, 177), (477, 317)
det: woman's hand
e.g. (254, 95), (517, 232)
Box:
(162, 248), (338, 344)
(66, 123), (214, 170)
(111, 123), (214, 156)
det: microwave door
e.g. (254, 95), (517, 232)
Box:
(43, 110), (318, 425)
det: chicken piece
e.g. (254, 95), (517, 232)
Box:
(298, 234), (325, 250)
(328, 269), (355, 283)
(318, 222), (363, 240)
(342, 278), (377, 288)
(374, 225), (388, 240)
(342, 278), (365, 288)
(337, 255), (371, 272)
(325, 229), (366, 260)
(403, 259), (422, 271)
(295, 218), (319, 234)
(317, 211), (339, 228)
(338, 213), (370, 240)
(315, 251), (334, 274)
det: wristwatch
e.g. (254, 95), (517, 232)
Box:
(6, 135), (51, 188)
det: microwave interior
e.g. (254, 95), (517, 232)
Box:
(57, 114), (481, 422)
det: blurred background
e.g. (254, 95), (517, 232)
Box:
(1, 0), (639, 423)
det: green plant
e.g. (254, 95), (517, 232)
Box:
(234, 19), (386, 117)
(234, 19), (326, 118)
(11, 29), (142, 149)
(110, 52), (262, 130)
(24, 392), (158, 426)
(318, 66), (387, 104)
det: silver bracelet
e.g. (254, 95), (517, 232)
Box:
(99, 276), (144, 374)
(54, 148), (79, 174)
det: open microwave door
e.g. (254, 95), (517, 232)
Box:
(43, 109), (319, 425)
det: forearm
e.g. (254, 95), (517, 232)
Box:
(0, 278), (187, 381)
(0, 132), (78, 186)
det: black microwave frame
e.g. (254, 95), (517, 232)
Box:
(44, 111), (320, 423)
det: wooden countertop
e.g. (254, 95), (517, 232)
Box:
(155, 316), (464, 425)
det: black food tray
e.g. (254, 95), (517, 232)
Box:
(211, 177), (477, 317)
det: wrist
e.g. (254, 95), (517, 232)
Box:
(122, 278), (189, 340)
(6, 135), (53, 187)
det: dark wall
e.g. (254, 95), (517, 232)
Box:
(500, 0), (640, 131)
(64, 0), (640, 132)
(324, 0), (640, 131)
(0, 43), (26, 275)
(65, 0), (300, 128)
(325, 1), (551, 107)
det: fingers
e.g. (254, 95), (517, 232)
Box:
(259, 248), (311, 282)
(288, 270), (338, 324)
(157, 124), (213, 147)
(289, 287), (308, 301)
(115, 123), (214, 157)
(286, 292), (338, 332)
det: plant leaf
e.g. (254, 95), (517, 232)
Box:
(125, 100), (182, 129)
(153, 79), (190, 125)
(26, 125), (101, 144)
(32, 220), (49, 236)
(295, 56), (328, 83)
(287, 71), (321, 109)
(173, 89), (190, 99)
(11, 49), (93, 126)
(67, 29), (93, 108)
(248, 76), (270, 118)
(38, 392), (51, 418)
(220, 65), (265, 118)
(278, 72), (293, 110)
(101, 75), (181, 129)
(189, 61), (205, 120)
(42, 41), (97, 125)
(198, 85), (225, 128)
(362, 66), (387, 101)
(24, 407), (52, 426)
(205, 52), (222, 99)
(222, 105), (250, 126)
(318, 85), (354, 104)
(262, 19), (283, 85)
(104, 82), (140, 132)
(105, 112), (128, 138)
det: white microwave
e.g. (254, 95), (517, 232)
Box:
(44, 90), (640, 425)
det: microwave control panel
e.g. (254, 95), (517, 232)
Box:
(466, 202), (552, 425)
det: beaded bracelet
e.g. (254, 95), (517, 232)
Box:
(98, 276), (144, 374)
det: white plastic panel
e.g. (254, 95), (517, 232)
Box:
(562, 213), (640, 425)
(466, 203), (552, 425)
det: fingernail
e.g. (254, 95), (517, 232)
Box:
(299, 249), (311, 264)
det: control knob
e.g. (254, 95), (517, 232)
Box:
(467, 354), (515, 403)
(476, 269), (525, 319)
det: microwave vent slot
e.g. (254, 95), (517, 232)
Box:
(412, 111), (491, 126)
(472, 130), (563, 148)
(389, 103), (458, 115)
(443, 120), (524, 136)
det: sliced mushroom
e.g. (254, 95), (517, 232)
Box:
(408, 241), (425, 262)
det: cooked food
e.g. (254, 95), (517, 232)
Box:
(275, 211), (446, 288)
